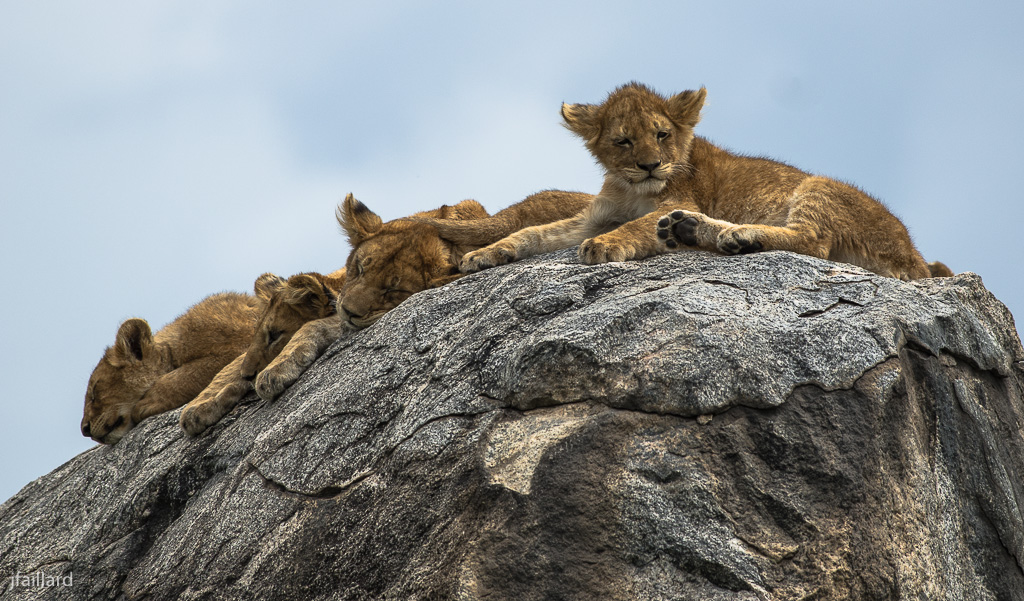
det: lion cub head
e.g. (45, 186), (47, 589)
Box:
(337, 193), (485, 328)
(239, 271), (345, 381)
(81, 319), (169, 444)
(562, 82), (706, 196)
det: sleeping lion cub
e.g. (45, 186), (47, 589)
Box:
(178, 270), (346, 436)
(460, 82), (950, 280)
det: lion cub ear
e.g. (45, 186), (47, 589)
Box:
(667, 87), (707, 128)
(337, 193), (383, 246)
(114, 318), (153, 362)
(254, 273), (286, 303)
(285, 274), (336, 316)
(561, 103), (601, 144)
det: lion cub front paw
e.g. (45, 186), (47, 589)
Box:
(460, 245), (516, 273)
(656, 210), (704, 249)
(578, 236), (638, 264)
(254, 363), (300, 402)
(180, 402), (226, 437)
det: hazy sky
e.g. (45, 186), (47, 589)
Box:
(2, 1), (1022, 502)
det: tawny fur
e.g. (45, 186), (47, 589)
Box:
(180, 189), (584, 435)
(338, 189), (593, 328)
(81, 292), (259, 444)
(460, 83), (950, 281)
(179, 269), (346, 436)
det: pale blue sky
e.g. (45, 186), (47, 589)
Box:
(2, 0), (1022, 502)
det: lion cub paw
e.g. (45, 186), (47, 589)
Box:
(578, 236), (638, 264)
(254, 364), (299, 402)
(460, 245), (515, 273)
(656, 210), (705, 249)
(717, 225), (764, 255)
(180, 402), (227, 437)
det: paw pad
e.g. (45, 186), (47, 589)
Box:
(672, 218), (699, 247)
(656, 211), (700, 248)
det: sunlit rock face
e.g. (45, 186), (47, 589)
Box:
(2, 249), (1023, 600)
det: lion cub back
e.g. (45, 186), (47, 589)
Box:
(165, 292), (261, 362)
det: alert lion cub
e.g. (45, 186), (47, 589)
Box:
(179, 270), (346, 436)
(461, 82), (950, 280)
(81, 291), (259, 444)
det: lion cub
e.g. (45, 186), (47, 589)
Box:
(179, 270), (346, 436)
(81, 291), (259, 444)
(460, 82), (950, 280)
(179, 193), (506, 435)
(339, 189), (593, 327)
(183, 189), (595, 437)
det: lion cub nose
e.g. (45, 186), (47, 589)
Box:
(81, 422), (91, 438)
(340, 304), (363, 321)
(637, 161), (662, 173)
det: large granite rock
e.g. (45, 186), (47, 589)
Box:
(2, 249), (1023, 600)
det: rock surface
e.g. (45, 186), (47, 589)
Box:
(2, 249), (1023, 600)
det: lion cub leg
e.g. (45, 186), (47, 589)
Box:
(255, 314), (345, 401)
(460, 214), (592, 273)
(180, 354), (252, 436)
(579, 209), (677, 264)
(657, 209), (788, 256)
(131, 354), (237, 425)
(658, 178), (844, 258)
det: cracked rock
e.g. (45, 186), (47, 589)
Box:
(2, 249), (1023, 600)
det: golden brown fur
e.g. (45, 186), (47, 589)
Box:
(179, 270), (346, 436)
(338, 194), (490, 328)
(461, 83), (950, 280)
(81, 292), (259, 444)
(182, 189), (586, 433)
(178, 190), (594, 432)
(340, 189), (594, 328)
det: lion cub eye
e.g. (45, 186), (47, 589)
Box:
(268, 329), (283, 344)
(614, 138), (632, 148)
(657, 131), (670, 141)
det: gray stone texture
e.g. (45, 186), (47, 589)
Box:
(2, 249), (1023, 600)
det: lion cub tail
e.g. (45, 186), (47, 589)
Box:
(927, 261), (954, 278)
